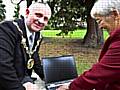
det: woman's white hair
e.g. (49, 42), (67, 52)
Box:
(91, 0), (120, 19)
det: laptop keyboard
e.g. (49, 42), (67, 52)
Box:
(47, 79), (73, 90)
(54, 79), (72, 85)
(47, 86), (58, 90)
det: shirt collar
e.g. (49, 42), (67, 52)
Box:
(24, 19), (35, 39)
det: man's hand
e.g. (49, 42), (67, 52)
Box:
(23, 82), (39, 90)
(56, 85), (69, 90)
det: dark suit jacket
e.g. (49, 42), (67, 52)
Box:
(0, 19), (44, 90)
(69, 29), (120, 90)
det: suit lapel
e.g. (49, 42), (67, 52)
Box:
(15, 19), (29, 48)
(32, 32), (40, 50)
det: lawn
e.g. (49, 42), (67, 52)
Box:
(40, 29), (109, 74)
(41, 29), (109, 39)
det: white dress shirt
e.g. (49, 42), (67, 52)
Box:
(24, 20), (35, 50)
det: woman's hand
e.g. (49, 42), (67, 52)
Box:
(56, 85), (69, 90)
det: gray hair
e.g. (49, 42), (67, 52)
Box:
(91, 0), (120, 19)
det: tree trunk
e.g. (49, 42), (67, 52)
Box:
(83, 15), (98, 47)
(83, 0), (104, 48)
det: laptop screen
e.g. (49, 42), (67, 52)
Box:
(42, 55), (78, 84)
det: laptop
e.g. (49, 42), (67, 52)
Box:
(42, 55), (78, 90)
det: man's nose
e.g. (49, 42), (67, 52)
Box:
(38, 17), (45, 24)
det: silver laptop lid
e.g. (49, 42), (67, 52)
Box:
(42, 55), (78, 85)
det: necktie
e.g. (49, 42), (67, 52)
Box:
(29, 35), (33, 50)
(29, 35), (33, 43)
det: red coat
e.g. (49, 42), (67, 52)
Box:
(69, 29), (120, 90)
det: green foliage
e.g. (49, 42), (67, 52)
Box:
(0, 0), (6, 21)
(13, 4), (20, 19)
(48, 0), (87, 36)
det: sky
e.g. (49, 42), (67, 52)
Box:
(3, 0), (49, 20)
(3, 0), (26, 20)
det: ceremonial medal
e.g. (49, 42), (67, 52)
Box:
(27, 59), (34, 69)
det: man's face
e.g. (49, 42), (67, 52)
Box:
(26, 4), (51, 32)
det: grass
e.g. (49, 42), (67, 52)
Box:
(41, 29), (109, 40)
(41, 29), (87, 38)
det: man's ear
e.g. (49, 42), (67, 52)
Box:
(26, 8), (29, 15)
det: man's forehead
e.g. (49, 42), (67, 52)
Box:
(29, 3), (51, 18)
(32, 5), (49, 12)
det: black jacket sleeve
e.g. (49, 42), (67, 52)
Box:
(0, 22), (25, 90)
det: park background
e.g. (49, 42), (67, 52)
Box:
(0, 0), (110, 75)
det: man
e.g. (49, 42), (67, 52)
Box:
(0, 2), (51, 90)
(57, 0), (120, 90)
